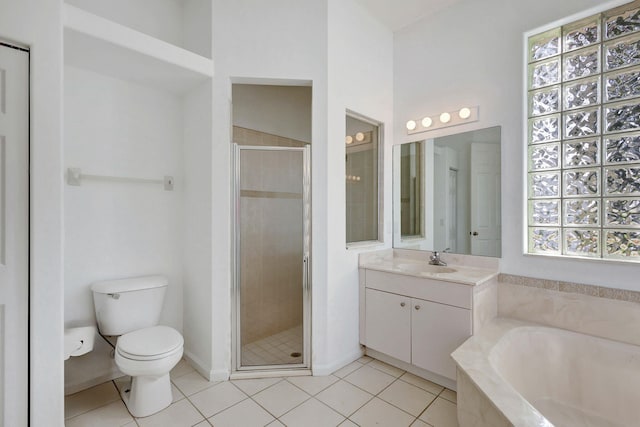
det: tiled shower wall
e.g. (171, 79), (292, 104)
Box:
(234, 126), (307, 148)
(234, 126), (306, 345)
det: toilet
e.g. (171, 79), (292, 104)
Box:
(92, 275), (183, 417)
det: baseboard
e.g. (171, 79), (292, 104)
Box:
(64, 336), (121, 395)
(183, 349), (228, 382)
(64, 369), (123, 395)
(365, 348), (457, 391)
(211, 368), (230, 382)
(312, 346), (364, 376)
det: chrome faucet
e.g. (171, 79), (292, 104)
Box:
(429, 250), (449, 266)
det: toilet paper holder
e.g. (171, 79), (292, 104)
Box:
(64, 326), (97, 360)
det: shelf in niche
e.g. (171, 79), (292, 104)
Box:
(64, 4), (213, 94)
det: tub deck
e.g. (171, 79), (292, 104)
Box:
(452, 318), (639, 427)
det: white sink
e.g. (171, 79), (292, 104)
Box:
(396, 263), (457, 274)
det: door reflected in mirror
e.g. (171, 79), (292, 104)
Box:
(393, 126), (501, 257)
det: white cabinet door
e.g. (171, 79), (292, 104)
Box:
(0, 44), (29, 427)
(365, 289), (411, 363)
(411, 298), (471, 380)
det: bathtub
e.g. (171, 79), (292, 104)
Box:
(451, 318), (640, 427)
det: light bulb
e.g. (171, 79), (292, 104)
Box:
(421, 117), (433, 128)
(345, 135), (353, 144)
(459, 107), (471, 119)
(440, 112), (451, 123)
(406, 120), (417, 131)
(355, 132), (365, 142)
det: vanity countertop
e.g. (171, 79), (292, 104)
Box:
(359, 253), (498, 286)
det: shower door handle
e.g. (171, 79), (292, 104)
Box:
(303, 255), (310, 291)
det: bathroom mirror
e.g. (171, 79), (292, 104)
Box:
(346, 112), (382, 245)
(393, 126), (502, 257)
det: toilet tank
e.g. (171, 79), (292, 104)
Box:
(91, 275), (168, 336)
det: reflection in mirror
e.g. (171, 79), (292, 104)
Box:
(346, 113), (381, 244)
(400, 142), (423, 238)
(393, 126), (501, 257)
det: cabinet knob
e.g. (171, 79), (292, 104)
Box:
(400, 302), (406, 307)
(414, 305), (421, 310)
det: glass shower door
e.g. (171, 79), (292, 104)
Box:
(234, 145), (310, 370)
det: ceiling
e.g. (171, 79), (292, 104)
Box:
(354, 0), (463, 32)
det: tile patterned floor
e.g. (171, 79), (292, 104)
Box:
(64, 356), (459, 427)
(242, 325), (304, 366)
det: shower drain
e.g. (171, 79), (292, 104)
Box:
(290, 352), (301, 358)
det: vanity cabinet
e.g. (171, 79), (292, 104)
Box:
(361, 269), (473, 384)
(365, 289), (411, 363)
(411, 297), (471, 379)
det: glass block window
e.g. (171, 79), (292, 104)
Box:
(527, 1), (640, 260)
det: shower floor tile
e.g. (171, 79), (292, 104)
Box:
(241, 324), (303, 366)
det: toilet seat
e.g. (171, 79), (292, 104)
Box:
(117, 325), (183, 361)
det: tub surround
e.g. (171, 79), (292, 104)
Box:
(452, 319), (554, 427)
(500, 273), (640, 304)
(499, 273), (640, 348)
(453, 275), (640, 426)
(453, 318), (640, 427)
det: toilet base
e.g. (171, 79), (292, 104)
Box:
(121, 373), (172, 418)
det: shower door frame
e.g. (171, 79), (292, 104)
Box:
(232, 143), (312, 373)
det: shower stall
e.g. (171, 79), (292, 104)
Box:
(233, 144), (311, 372)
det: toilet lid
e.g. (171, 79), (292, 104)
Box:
(117, 326), (183, 360)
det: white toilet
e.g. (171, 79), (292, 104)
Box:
(92, 275), (183, 418)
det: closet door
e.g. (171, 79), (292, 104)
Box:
(0, 43), (29, 427)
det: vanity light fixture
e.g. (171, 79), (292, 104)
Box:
(406, 106), (479, 135)
(345, 130), (372, 145)
(459, 107), (471, 119)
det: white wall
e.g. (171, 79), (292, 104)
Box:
(394, 0), (640, 290)
(212, 0), (328, 378)
(65, 0), (179, 51)
(182, 79), (214, 378)
(64, 66), (184, 330)
(213, 0), (393, 377)
(183, 0), (213, 58)
(65, 0), (212, 58)
(63, 66), (185, 387)
(0, 0), (65, 424)
(232, 84), (312, 142)
(323, 0), (394, 374)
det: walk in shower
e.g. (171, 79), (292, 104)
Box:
(233, 143), (311, 371)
